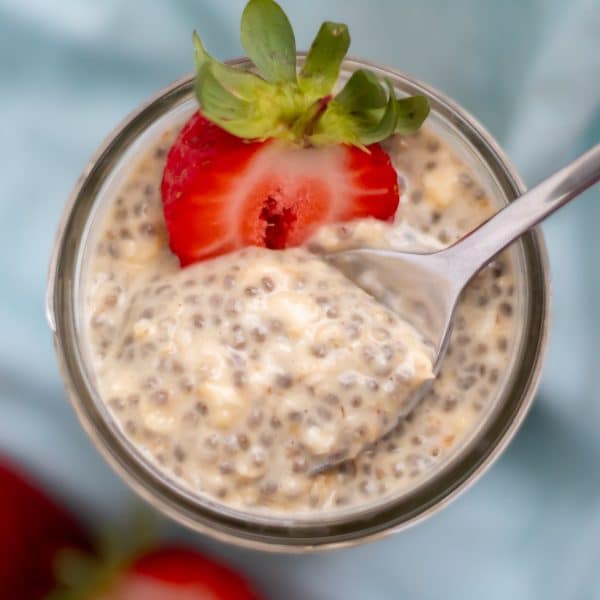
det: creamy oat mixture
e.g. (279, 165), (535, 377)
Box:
(84, 127), (519, 514)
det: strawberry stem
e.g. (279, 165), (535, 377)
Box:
(305, 95), (333, 136)
(292, 95), (332, 146)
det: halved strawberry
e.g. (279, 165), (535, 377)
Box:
(161, 112), (399, 265)
(160, 0), (429, 265)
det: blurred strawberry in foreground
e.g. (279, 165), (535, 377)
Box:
(89, 547), (262, 600)
(0, 458), (263, 599)
(49, 544), (263, 600)
(0, 459), (92, 599)
(46, 515), (264, 600)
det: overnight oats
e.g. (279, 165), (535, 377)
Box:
(49, 0), (549, 548)
(85, 127), (518, 513)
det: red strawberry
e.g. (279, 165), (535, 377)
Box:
(0, 459), (92, 599)
(161, 112), (399, 265)
(160, 0), (429, 266)
(94, 547), (263, 600)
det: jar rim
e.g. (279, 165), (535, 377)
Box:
(47, 56), (551, 552)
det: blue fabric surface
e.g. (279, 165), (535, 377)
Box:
(1, 1), (599, 598)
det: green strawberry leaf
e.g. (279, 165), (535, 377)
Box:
(240, 0), (297, 84)
(192, 30), (210, 69)
(355, 81), (399, 144)
(52, 550), (98, 595)
(394, 95), (431, 133)
(315, 79), (401, 146)
(193, 31), (271, 102)
(335, 69), (387, 112)
(196, 63), (283, 139)
(309, 101), (360, 147)
(299, 22), (350, 97)
(196, 63), (252, 122)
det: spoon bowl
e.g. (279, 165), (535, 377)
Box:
(326, 247), (460, 369)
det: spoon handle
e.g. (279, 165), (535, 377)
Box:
(444, 144), (600, 283)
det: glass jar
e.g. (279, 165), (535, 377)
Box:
(46, 57), (550, 552)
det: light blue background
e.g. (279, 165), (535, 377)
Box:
(1, 1), (600, 598)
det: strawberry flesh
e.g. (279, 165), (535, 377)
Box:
(259, 195), (297, 249)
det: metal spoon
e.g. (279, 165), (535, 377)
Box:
(315, 144), (600, 472)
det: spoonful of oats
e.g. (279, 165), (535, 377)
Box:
(312, 143), (600, 473)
